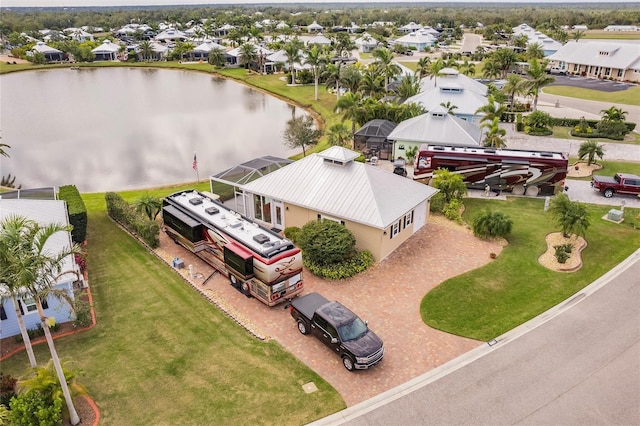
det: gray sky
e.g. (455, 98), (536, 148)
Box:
(3, 0), (632, 7)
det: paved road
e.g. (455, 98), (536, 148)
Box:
(539, 92), (640, 125)
(313, 249), (640, 426)
(565, 179), (640, 208)
(460, 33), (482, 53)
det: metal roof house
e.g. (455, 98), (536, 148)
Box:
(404, 83), (495, 124)
(0, 199), (81, 339)
(31, 41), (66, 62)
(91, 39), (121, 61)
(547, 40), (640, 82)
(355, 33), (379, 53)
(387, 106), (482, 161)
(239, 146), (438, 261)
(394, 30), (437, 51)
(512, 24), (562, 56)
(419, 68), (488, 96)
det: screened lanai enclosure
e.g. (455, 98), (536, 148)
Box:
(210, 156), (291, 215)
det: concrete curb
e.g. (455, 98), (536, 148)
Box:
(310, 248), (640, 425)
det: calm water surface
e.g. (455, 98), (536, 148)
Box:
(0, 68), (305, 192)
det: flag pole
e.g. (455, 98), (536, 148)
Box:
(193, 151), (199, 183)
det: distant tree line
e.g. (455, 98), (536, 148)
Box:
(1, 3), (639, 35)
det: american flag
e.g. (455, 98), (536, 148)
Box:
(192, 152), (198, 171)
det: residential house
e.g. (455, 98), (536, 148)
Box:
(31, 41), (66, 62)
(398, 22), (423, 34)
(512, 24), (562, 56)
(155, 28), (188, 43)
(192, 39), (226, 61)
(387, 106), (483, 161)
(238, 146), (438, 261)
(604, 25), (639, 32)
(305, 33), (332, 47)
(308, 21), (324, 33)
(0, 198), (81, 339)
(394, 30), (437, 51)
(355, 32), (378, 53)
(67, 28), (94, 42)
(92, 39), (121, 61)
(405, 82), (495, 124)
(547, 40), (640, 82)
(419, 67), (488, 96)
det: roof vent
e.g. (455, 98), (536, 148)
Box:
(189, 197), (203, 205)
(205, 206), (219, 215)
(253, 234), (269, 244)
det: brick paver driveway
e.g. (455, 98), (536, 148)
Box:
(156, 217), (503, 406)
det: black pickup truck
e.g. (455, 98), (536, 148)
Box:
(289, 292), (384, 371)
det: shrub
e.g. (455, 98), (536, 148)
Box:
(473, 210), (513, 239)
(105, 192), (160, 248)
(443, 199), (463, 222)
(9, 391), (63, 426)
(431, 169), (467, 204)
(303, 250), (374, 280)
(72, 292), (93, 328)
(0, 373), (17, 408)
(429, 192), (446, 213)
(283, 226), (301, 244)
(58, 185), (88, 244)
(297, 219), (356, 266)
(554, 244), (570, 264)
(596, 120), (629, 139)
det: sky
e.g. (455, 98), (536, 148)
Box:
(3, 0), (634, 7)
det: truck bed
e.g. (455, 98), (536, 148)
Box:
(291, 292), (330, 320)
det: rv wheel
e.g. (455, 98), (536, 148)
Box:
(512, 184), (525, 196)
(241, 281), (252, 298)
(525, 186), (539, 197)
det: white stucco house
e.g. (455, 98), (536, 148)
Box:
(512, 23), (563, 56)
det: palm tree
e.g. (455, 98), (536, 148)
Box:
(549, 194), (590, 238)
(0, 215), (38, 368)
(481, 117), (507, 148)
(526, 43), (544, 60)
(323, 62), (343, 100)
(459, 60), (476, 77)
(334, 91), (362, 136)
(492, 48), (517, 77)
(208, 48), (226, 67)
(358, 66), (384, 98)
(578, 140), (605, 166)
(440, 101), (458, 115)
(0, 143), (10, 157)
(511, 34), (528, 49)
(134, 194), (163, 220)
(572, 29), (586, 42)
(425, 58), (446, 87)
(339, 65), (363, 94)
(416, 56), (431, 78)
(283, 39), (303, 85)
(502, 73), (526, 110)
(326, 122), (352, 147)
(238, 43), (258, 70)
(600, 106), (627, 122)
(526, 58), (555, 111)
(1, 217), (83, 425)
(304, 44), (328, 101)
(475, 96), (506, 124)
(372, 47), (400, 92)
(394, 75), (421, 99)
(138, 40), (154, 62)
(482, 59), (501, 80)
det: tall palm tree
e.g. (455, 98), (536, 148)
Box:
(0, 216), (38, 368)
(492, 48), (518, 78)
(238, 43), (258, 70)
(475, 96), (506, 124)
(502, 73), (526, 110)
(424, 58), (446, 87)
(526, 43), (544, 60)
(334, 91), (362, 136)
(358, 66), (385, 98)
(339, 65), (363, 94)
(372, 47), (400, 92)
(208, 48), (225, 67)
(323, 62), (343, 100)
(440, 101), (458, 115)
(549, 194), (590, 238)
(394, 75), (421, 99)
(1, 217), (83, 425)
(526, 58), (555, 111)
(138, 40), (154, 62)
(283, 38), (304, 85)
(481, 117), (507, 148)
(304, 44), (328, 101)
(572, 29), (586, 42)
(326, 122), (352, 147)
(134, 194), (163, 221)
(482, 59), (502, 80)
(459, 60), (476, 77)
(578, 140), (605, 166)
(416, 56), (431, 78)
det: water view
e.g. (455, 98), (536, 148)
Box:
(0, 68), (305, 192)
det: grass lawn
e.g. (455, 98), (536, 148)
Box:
(582, 30), (640, 40)
(1, 189), (345, 425)
(551, 126), (639, 144)
(543, 85), (640, 107)
(567, 159), (640, 180)
(421, 197), (640, 341)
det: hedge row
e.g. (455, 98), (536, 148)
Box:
(58, 185), (87, 244)
(105, 192), (160, 248)
(549, 117), (636, 132)
(303, 250), (374, 280)
(570, 130), (625, 141)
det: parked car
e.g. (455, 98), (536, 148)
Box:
(289, 292), (384, 371)
(546, 66), (566, 75)
(592, 173), (640, 198)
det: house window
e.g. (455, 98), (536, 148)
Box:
(403, 211), (414, 228)
(1, 305), (7, 321)
(573, 64), (579, 72)
(318, 214), (345, 226)
(617, 69), (624, 78)
(390, 220), (401, 239)
(20, 298), (38, 314)
(605, 68), (611, 76)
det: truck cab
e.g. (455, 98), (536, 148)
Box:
(592, 173), (640, 198)
(290, 293), (384, 371)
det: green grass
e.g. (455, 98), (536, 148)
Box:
(1, 196), (345, 424)
(567, 159), (640, 181)
(421, 197), (640, 341)
(551, 126), (639, 144)
(582, 30), (640, 40)
(543, 86), (640, 106)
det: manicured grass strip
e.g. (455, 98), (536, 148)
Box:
(543, 85), (640, 107)
(0, 211), (345, 425)
(567, 159), (640, 181)
(421, 198), (640, 341)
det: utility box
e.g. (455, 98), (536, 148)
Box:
(607, 209), (623, 222)
(173, 257), (185, 269)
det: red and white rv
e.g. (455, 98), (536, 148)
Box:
(414, 145), (568, 196)
(162, 190), (303, 306)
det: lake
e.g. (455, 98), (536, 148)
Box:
(0, 68), (306, 192)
